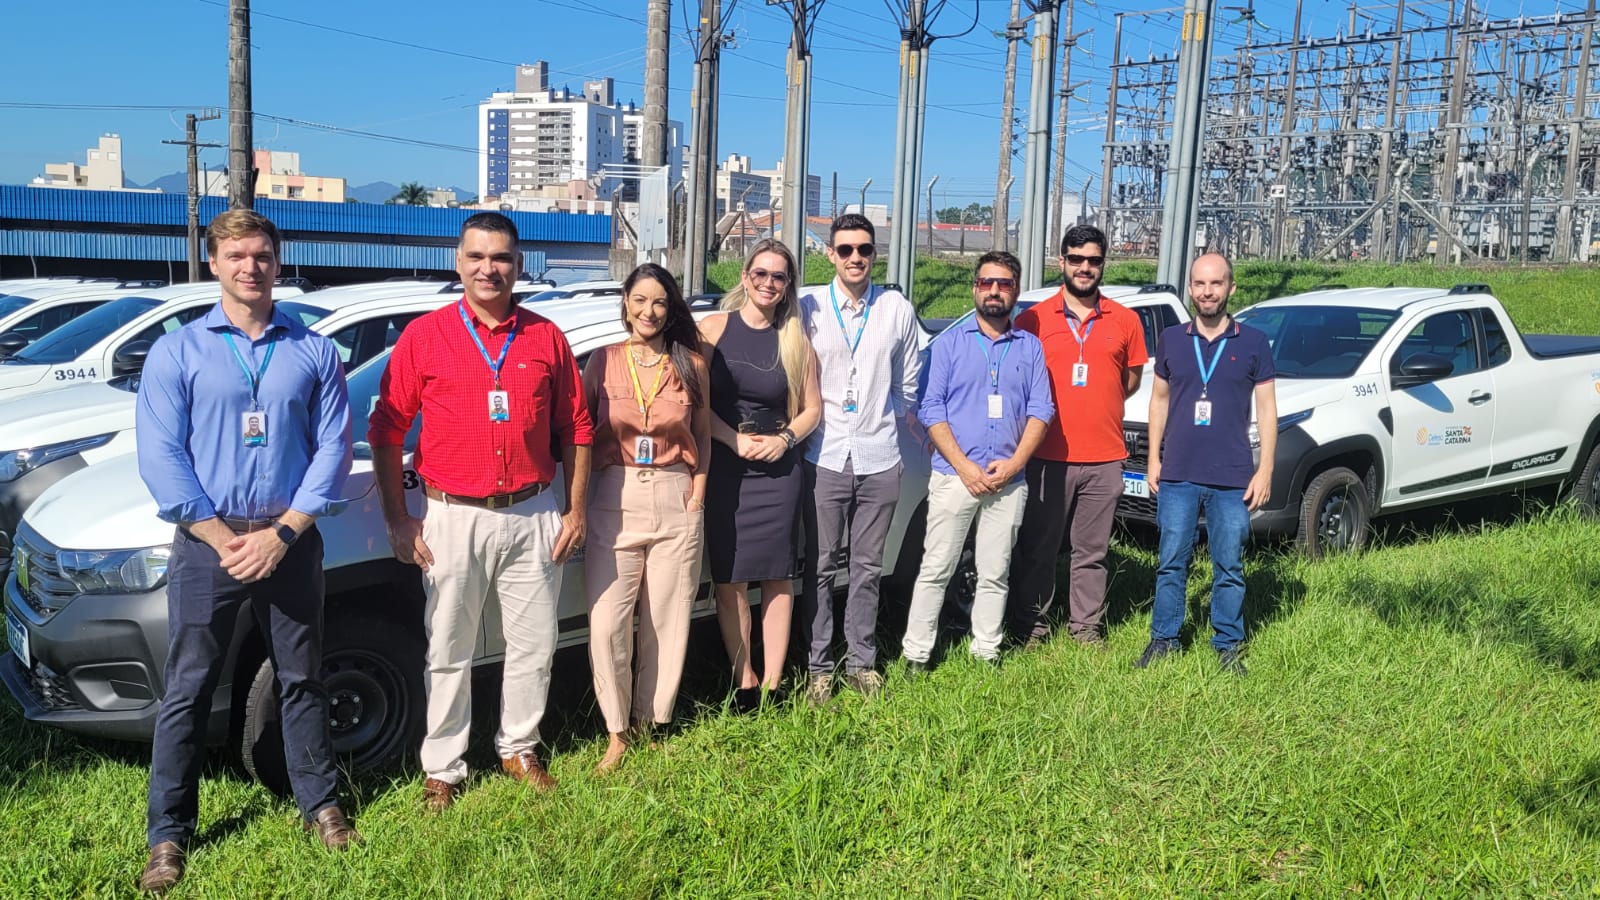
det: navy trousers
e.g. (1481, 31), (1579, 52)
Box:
(146, 525), (338, 847)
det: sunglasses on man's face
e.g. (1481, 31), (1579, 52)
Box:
(832, 243), (876, 259)
(1064, 253), (1106, 268)
(975, 276), (1017, 292)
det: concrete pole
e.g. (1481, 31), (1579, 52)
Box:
(889, 16), (917, 287)
(994, 0), (1024, 251)
(1373, 0), (1405, 262)
(1556, 0), (1594, 261)
(1436, 0), (1474, 264)
(1156, 0), (1217, 290)
(227, 0), (254, 210)
(642, 0), (671, 171)
(907, 43), (930, 299)
(1273, 0), (1304, 259)
(683, 0), (721, 293)
(1099, 13), (1124, 236)
(780, 1), (814, 271)
(1018, 1), (1059, 291)
(184, 116), (202, 281)
(1049, 0), (1079, 251)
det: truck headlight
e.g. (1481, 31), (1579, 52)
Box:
(1249, 409), (1314, 450)
(57, 546), (171, 593)
(0, 433), (117, 483)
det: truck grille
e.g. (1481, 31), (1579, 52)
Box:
(1119, 425), (1157, 521)
(27, 661), (80, 711)
(11, 525), (75, 620)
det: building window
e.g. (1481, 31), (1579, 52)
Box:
(272, 185), (284, 194)
(288, 186), (304, 199)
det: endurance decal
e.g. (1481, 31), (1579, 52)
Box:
(1488, 447), (1567, 476)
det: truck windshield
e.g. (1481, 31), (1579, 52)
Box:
(6, 296), (164, 365)
(1235, 305), (1400, 379)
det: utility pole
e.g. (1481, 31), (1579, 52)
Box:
(1155, 0), (1217, 291)
(925, 175), (940, 257)
(642, 0), (671, 172)
(1050, 0), (1086, 252)
(683, 0), (725, 294)
(994, 0), (1024, 251)
(831, 171), (838, 219)
(772, 0), (820, 269)
(1372, 0), (1405, 262)
(1018, 1), (1060, 291)
(1099, 12), (1125, 236)
(1555, 0), (1594, 261)
(227, 0), (254, 210)
(1272, 0), (1304, 260)
(164, 109), (222, 282)
(889, 0), (930, 295)
(1436, 0), (1473, 264)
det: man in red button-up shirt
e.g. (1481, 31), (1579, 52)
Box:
(369, 212), (592, 809)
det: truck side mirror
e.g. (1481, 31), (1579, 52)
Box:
(0, 331), (28, 359)
(113, 340), (154, 377)
(1390, 352), (1453, 389)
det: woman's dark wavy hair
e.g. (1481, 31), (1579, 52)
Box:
(620, 263), (704, 407)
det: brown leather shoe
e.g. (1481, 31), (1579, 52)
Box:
(303, 805), (362, 850)
(138, 841), (185, 894)
(422, 777), (460, 813)
(500, 750), (557, 791)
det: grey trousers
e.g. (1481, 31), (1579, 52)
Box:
(1005, 458), (1123, 641)
(802, 459), (902, 673)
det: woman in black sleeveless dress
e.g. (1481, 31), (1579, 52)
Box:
(700, 239), (821, 704)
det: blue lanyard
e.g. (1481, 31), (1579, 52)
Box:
(828, 282), (873, 356)
(459, 301), (516, 388)
(222, 329), (277, 409)
(1063, 305), (1097, 359)
(1192, 334), (1229, 399)
(974, 330), (1014, 390)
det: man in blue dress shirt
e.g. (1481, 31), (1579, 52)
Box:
(901, 251), (1053, 670)
(134, 210), (355, 893)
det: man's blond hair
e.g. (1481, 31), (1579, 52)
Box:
(205, 209), (282, 259)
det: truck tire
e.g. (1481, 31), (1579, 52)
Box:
(241, 606), (425, 794)
(1296, 466), (1372, 559)
(1573, 441), (1600, 518)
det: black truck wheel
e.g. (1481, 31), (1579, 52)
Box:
(1296, 466), (1372, 559)
(1571, 441), (1600, 518)
(241, 606), (424, 794)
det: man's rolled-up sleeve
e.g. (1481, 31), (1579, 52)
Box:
(136, 339), (214, 524)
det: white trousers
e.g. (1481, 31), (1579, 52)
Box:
(419, 489), (563, 784)
(902, 472), (1028, 663)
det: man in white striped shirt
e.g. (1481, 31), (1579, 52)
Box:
(798, 213), (924, 704)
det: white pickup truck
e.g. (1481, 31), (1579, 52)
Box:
(1116, 284), (1600, 557)
(0, 285), (1187, 788)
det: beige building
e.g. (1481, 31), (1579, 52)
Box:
(253, 150), (346, 203)
(32, 134), (156, 192)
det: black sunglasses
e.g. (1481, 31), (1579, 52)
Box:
(832, 243), (876, 259)
(975, 277), (1018, 291)
(1064, 253), (1106, 267)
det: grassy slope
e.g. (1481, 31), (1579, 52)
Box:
(4, 262), (1600, 895)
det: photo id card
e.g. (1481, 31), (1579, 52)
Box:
(988, 393), (1003, 419)
(1194, 400), (1213, 427)
(1072, 362), (1089, 387)
(843, 389), (858, 413)
(634, 435), (656, 466)
(241, 411), (268, 448)
(487, 390), (510, 422)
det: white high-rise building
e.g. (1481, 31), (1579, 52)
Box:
(479, 62), (682, 204)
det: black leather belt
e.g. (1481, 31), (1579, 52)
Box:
(221, 516), (277, 533)
(423, 482), (547, 510)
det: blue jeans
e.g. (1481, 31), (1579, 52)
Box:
(1152, 481), (1249, 651)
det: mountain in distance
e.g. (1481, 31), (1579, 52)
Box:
(135, 172), (194, 194)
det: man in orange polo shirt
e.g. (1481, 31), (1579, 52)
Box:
(1007, 225), (1146, 647)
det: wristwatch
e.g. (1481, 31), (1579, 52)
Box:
(273, 522), (299, 546)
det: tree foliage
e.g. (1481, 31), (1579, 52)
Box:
(935, 203), (993, 225)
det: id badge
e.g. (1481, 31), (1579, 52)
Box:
(487, 390), (510, 422)
(843, 389), (858, 413)
(1072, 362), (1089, 387)
(1194, 400), (1213, 427)
(241, 411), (267, 447)
(634, 435), (655, 465)
(987, 393), (1003, 419)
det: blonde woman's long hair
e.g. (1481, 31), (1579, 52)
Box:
(720, 239), (811, 419)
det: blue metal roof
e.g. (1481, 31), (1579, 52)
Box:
(0, 185), (611, 244)
(0, 229), (547, 273)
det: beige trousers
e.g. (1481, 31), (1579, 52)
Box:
(419, 488), (563, 784)
(585, 464), (703, 734)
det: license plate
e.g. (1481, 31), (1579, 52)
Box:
(1122, 472), (1149, 498)
(13, 546), (28, 596)
(6, 609), (29, 669)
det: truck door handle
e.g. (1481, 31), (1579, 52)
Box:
(1469, 391), (1493, 405)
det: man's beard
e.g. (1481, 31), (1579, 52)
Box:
(979, 300), (1009, 318)
(1065, 273), (1102, 299)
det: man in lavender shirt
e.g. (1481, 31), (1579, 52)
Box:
(901, 251), (1053, 670)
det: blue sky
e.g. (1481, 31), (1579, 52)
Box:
(2, 0), (1410, 211)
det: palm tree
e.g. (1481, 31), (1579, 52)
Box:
(388, 182), (430, 206)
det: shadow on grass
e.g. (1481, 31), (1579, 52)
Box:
(1516, 757), (1600, 840)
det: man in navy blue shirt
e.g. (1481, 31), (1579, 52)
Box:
(135, 211), (355, 892)
(901, 251), (1052, 670)
(1140, 253), (1277, 676)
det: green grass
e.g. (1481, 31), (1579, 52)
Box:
(8, 261), (1600, 895)
(708, 255), (1600, 330)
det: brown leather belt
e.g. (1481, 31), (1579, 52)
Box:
(423, 482), (547, 510)
(221, 516), (278, 534)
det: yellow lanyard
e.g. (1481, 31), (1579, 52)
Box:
(624, 344), (668, 431)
